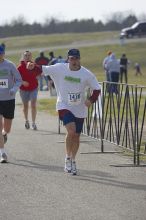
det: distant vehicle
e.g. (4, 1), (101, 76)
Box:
(120, 21), (146, 39)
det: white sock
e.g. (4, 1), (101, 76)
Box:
(0, 148), (5, 155)
(2, 129), (6, 135)
(65, 155), (70, 160)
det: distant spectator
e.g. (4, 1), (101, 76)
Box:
(57, 55), (67, 63)
(134, 63), (142, 75)
(35, 52), (49, 91)
(119, 36), (125, 46)
(1, 43), (6, 51)
(102, 51), (112, 92)
(120, 54), (129, 83)
(1, 43), (5, 49)
(49, 51), (58, 65)
(47, 51), (58, 94)
(103, 50), (112, 82)
(106, 53), (120, 94)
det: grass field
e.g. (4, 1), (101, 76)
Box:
(1, 31), (146, 86)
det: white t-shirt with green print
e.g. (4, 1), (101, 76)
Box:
(42, 63), (100, 118)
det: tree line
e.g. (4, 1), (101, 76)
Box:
(0, 13), (145, 38)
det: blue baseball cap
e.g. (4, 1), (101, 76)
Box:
(0, 45), (5, 54)
(68, 49), (80, 58)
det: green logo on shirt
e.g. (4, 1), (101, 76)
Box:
(0, 70), (8, 76)
(64, 76), (81, 83)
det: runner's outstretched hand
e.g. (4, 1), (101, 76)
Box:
(26, 62), (35, 70)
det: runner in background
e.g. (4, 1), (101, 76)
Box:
(18, 51), (41, 131)
(0, 45), (22, 163)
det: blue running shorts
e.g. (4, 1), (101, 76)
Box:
(58, 109), (84, 134)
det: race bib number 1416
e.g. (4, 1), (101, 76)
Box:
(68, 92), (81, 105)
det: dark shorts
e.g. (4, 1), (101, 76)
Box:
(0, 99), (15, 119)
(58, 109), (84, 134)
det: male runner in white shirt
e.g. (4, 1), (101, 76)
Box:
(27, 48), (101, 175)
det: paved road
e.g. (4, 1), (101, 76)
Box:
(0, 91), (146, 220)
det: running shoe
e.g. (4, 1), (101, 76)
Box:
(3, 134), (7, 144)
(25, 121), (30, 129)
(32, 123), (37, 130)
(0, 153), (8, 163)
(64, 157), (72, 173)
(71, 161), (77, 175)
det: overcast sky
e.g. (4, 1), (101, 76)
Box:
(0, 0), (145, 25)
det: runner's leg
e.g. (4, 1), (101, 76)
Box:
(31, 98), (37, 124)
(0, 116), (4, 148)
(3, 118), (12, 134)
(23, 101), (29, 121)
(65, 122), (80, 160)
